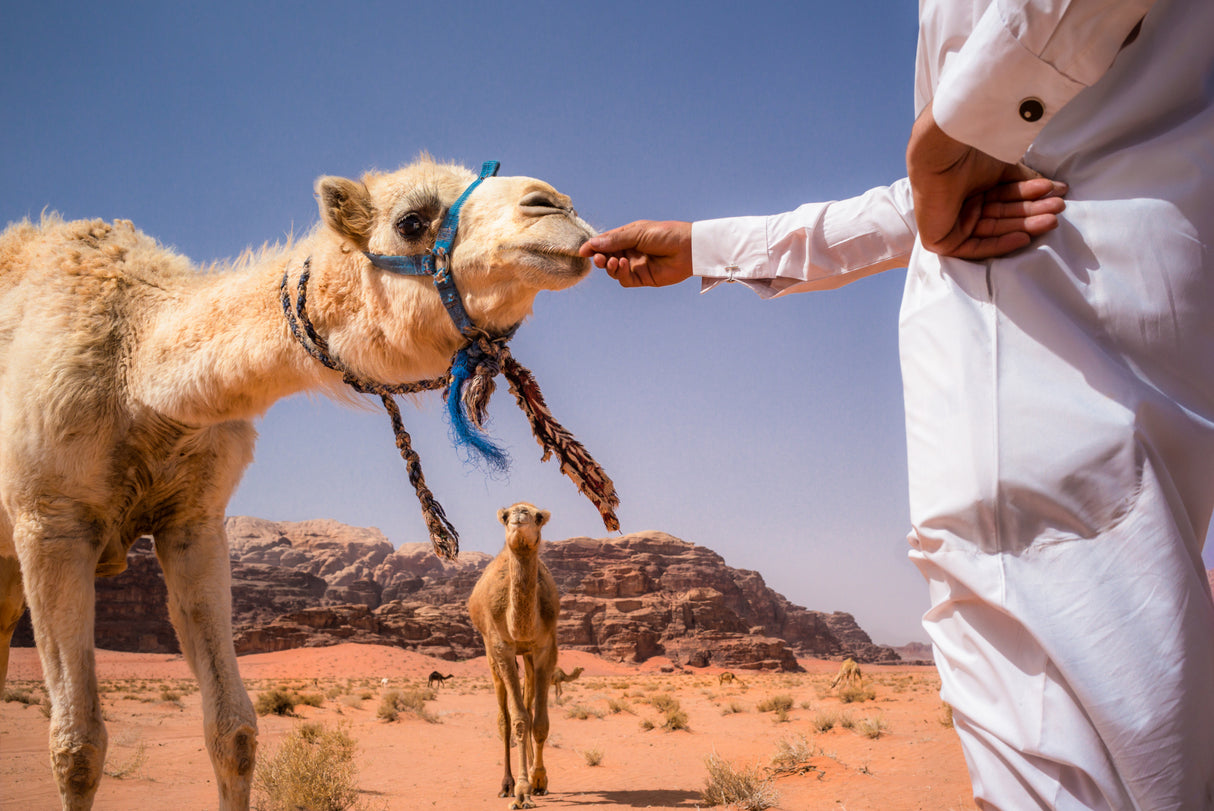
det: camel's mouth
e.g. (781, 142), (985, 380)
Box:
(513, 241), (593, 282)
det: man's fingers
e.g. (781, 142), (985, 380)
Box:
(985, 177), (1069, 203)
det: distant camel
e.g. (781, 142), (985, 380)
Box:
(718, 671), (745, 687)
(831, 658), (863, 690)
(468, 503), (560, 809)
(551, 666), (584, 699)
(428, 671), (454, 688)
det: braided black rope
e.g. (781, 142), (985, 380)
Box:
(280, 258), (622, 559)
(281, 261), (459, 560)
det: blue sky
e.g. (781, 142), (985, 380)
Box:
(5, 2), (1205, 647)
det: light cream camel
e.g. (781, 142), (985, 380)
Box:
(0, 158), (593, 811)
(550, 665), (584, 699)
(468, 502), (560, 809)
(831, 657), (863, 690)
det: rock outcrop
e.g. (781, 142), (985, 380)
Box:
(12, 518), (900, 671)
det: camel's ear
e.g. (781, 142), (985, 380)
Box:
(497, 507), (510, 526)
(316, 176), (373, 249)
(536, 510), (551, 527)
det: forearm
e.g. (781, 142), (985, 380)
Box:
(692, 179), (917, 299)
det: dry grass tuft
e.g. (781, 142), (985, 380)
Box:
(254, 722), (363, 811)
(700, 751), (779, 810)
(376, 688), (438, 723)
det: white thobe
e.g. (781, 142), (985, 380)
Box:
(692, 0), (1214, 808)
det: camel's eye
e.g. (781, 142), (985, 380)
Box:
(395, 212), (427, 240)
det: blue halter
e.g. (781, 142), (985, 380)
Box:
(361, 160), (512, 468)
(363, 160), (500, 337)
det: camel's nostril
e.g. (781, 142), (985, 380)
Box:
(519, 191), (568, 217)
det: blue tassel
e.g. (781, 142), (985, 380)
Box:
(446, 345), (510, 472)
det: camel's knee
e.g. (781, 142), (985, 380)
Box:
(204, 714), (257, 810)
(210, 721), (258, 780)
(51, 740), (106, 810)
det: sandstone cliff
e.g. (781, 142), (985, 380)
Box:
(12, 518), (901, 671)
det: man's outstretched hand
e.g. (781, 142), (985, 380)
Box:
(579, 220), (693, 287)
(908, 101), (1067, 260)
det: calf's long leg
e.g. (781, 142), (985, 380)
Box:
(155, 521), (257, 811)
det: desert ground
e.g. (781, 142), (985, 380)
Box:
(2, 644), (975, 810)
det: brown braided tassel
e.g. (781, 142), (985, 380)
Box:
(379, 394), (460, 560)
(501, 352), (621, 532)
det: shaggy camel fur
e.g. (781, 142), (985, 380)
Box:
(550, 665), (584, 699)
(428, 671), (454, 688)
(831, 657), (863, 690)
(468, 503), (560, 809)
(0, 158), (592, 810)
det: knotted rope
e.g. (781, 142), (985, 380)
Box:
(280, 260), (620, 560)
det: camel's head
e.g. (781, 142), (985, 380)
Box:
(498, 501), (549, 554)
(315, 158), (593, 345)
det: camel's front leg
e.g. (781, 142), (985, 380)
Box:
(155, 523), (257, 811)
(528, 651), (556, 797)
(15, 519), (107, 810)
(490, 646), (534, 809)
(489, 659), (515, 799)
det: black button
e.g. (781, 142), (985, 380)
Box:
(1019, 98), (1045, 122)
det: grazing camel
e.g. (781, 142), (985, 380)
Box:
(0, 157), (594, 810)
(718, 671), (745, 687)
(428, 671), (454, 688)
(468, 503), (560, 809)
(831, 658), (863, 690)
(550, 665), (584, 699)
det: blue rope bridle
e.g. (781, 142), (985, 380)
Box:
(281, 160), (620, 561)
(362, 160), (500, 337)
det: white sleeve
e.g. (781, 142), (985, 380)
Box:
(933, 0), (1158, 163)
(691, 178), (916, 300)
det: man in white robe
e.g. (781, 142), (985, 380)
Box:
(582, 0), (1214, 807)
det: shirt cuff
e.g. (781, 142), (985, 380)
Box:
(932, 3), (1086, 164)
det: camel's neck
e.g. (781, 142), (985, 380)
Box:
(129, 236), (463, 426)
(505, 543), (540, 642)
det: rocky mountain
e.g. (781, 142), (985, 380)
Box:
(12, 517), (901, 672)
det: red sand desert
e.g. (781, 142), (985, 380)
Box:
(2, 644), (975, 810)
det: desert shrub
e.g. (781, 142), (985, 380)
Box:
(3, 688), (40, 706)
(649, 693), (679, 713)
(700, 752), (779, 810)
(339, 694), (364, 711)
(838, 685), (876, 704)
(770, 734), (819, 771)
(662, 706), (690, 731)
(607, 698), (633, 715)
(582, 747), (604, 767)
(254, 722), (361, 811)
(565, 703), (603, 720)
(839, 712), (856, 730)
(756, 694), (794, 714)
(639, 718), (655, 731)
(857, 715), (888, 739)
(159, 687), (182, 704)
(295, 692), (324, 708)
(720, 701), (747, 716)
(812, 710), (839, 732)
(377, 688), (438, 723)
(939, 702), (954, 728)
(256, 688), (299, 717)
